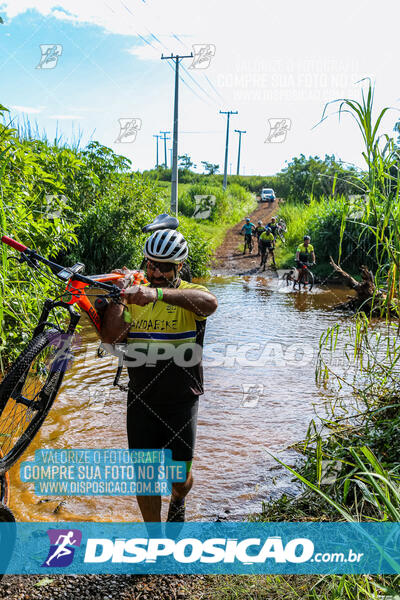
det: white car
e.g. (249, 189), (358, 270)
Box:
(260, 188), (276, 203)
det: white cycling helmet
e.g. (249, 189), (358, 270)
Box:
(144, 229), (188, 263)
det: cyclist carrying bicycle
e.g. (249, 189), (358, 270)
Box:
(255, 220), (264, 256)
(296, 235), (316, 269)
(241, 217), (255, 254)
(267, 217), (279, 239)
(101, 230), (218, 525)
(259, 226), (276, 270)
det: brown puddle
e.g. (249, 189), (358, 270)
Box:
(7, 276), (353, 522)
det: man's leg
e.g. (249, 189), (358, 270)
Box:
(259, 246), (265, 266)
(171, 467), (193, 501)
(126, 393), (164, 523)
(165, 399), (199, 522)
(136, 495), (162, 522)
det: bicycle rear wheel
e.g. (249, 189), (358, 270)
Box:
(0, 329), (69, 474)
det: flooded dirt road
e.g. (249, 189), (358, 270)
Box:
(8, 275), (353, 523)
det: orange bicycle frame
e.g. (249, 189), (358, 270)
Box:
(63, 272), (147, 333)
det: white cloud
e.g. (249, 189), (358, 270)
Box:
(10, 105), (43, 113)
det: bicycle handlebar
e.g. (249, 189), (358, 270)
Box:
(1, 235), (119, 293)
(1, 235), (28, 253)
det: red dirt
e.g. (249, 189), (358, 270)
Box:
(211, 200), (280, 275)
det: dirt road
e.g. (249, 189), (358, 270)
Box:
(212, 200), (280, 275)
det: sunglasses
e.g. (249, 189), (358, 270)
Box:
(146, 259), (175, 273)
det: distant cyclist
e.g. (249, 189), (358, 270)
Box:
(255, 220), (265, 256)
(296, 235), (315, 269)
(267, 217), (279, 239)
(241, 217), (255, 254)
(259, 226), (276, 270)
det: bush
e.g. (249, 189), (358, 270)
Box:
(178, 182), (255, 225)
(66, 175), (166, 273)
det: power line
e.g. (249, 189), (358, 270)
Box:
(180, 63), (218, 105)
(205, 74), (225, 101)
(220, 110), (238, 190)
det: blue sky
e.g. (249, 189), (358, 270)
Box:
(0, 0), (399, 175)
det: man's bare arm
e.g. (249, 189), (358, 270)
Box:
(100, 301), (129, 344)
(122, 286), (218, 318)
(161, 288), (218, 317)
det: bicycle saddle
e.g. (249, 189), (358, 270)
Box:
(142, 213), (179, 233)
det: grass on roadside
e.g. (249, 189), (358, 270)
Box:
(157, 181), (257, 256)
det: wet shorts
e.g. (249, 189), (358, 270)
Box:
(126, 393), (199, 470)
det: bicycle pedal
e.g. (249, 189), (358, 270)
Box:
(117, 383), (129, 392)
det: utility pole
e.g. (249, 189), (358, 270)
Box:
(159, 131), (170, 168)
(153, 134), (160, 168)
(220, 110), (238, 190)
(234, 129), (246, 175)
(161, 52), (193, 214)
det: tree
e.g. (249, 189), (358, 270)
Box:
(279, 154), (360, 202)
(201, 161), (219, 175)
(178, 154), (195, 170)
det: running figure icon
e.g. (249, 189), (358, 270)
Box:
(42, 529), (82, 568)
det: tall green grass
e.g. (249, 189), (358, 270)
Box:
(178, 182), (255, 224)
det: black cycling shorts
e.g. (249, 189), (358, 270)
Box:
(126, 393), (199, 463)
(260, 243), (273, 252)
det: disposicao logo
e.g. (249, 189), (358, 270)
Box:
(83, 536), (315, 564)
(42, 529), (82, 567)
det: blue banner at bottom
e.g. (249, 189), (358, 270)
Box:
(1, 522), (400, 574)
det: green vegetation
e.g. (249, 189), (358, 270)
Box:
(156, 180), (256, 262)
(143, 153), (361, 199)
(275, 195), (377, 279)
(275, 89), (400, 281)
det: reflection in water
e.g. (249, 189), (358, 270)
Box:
(9, 276), (353, 522)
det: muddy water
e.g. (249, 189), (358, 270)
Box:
(8, 276), (353, 522)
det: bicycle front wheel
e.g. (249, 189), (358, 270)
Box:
(278, 230), (286, 244)
(0, 330), (69, 473)
(307, 269), (315, 291)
